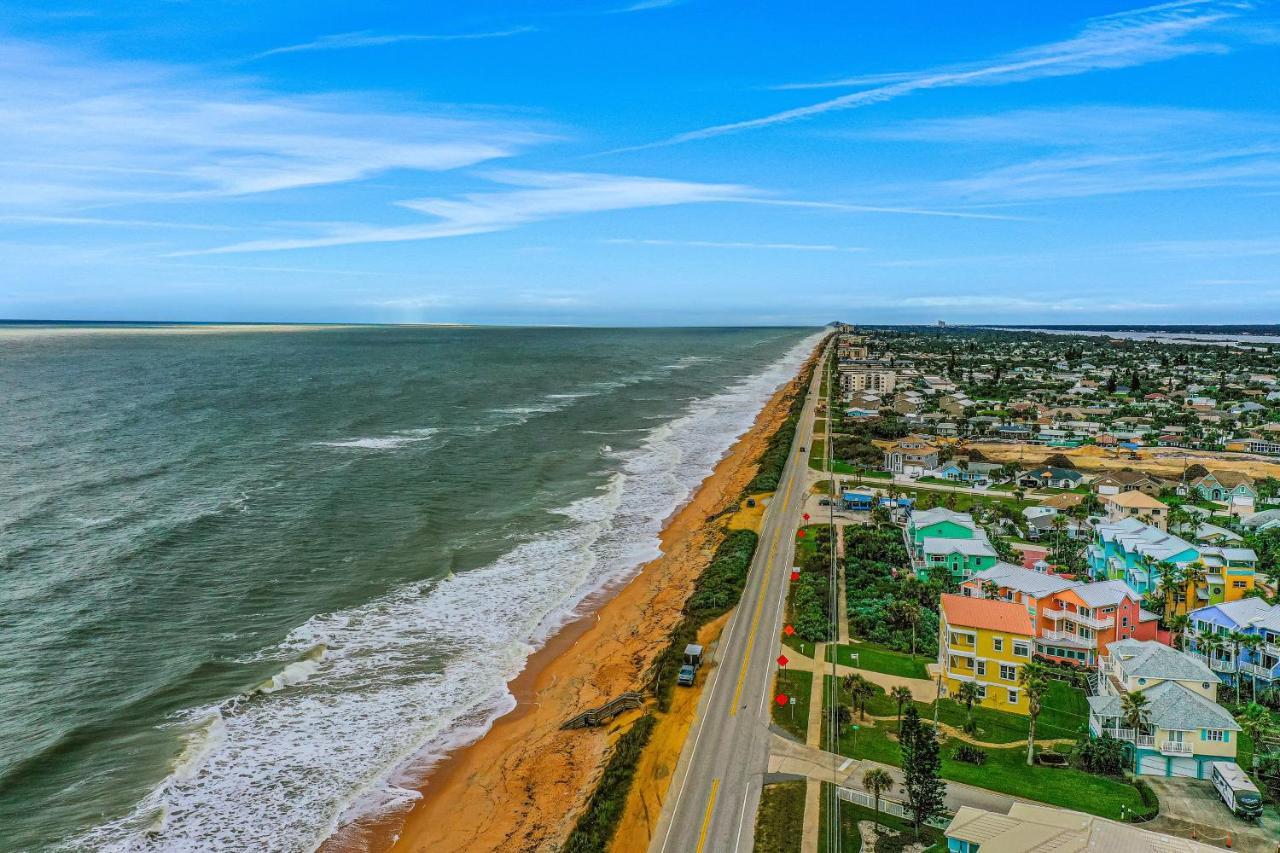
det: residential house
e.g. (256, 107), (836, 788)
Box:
(1087, 517), (1199, 595)
(1186, 598), (1280, 689)
(1018, 466), (1084, 490)
(935, 460), (1001, 484)
(880, 435), (939, 474)
(1088, 639), (1240, 778)
(1091, 470), (1165, 497)
(939, 594), (1037, 715)
(944, 803), (1221, 852)
(1101, 490), (1169, 530)
(1191, 470), (1257, 516)
(907, 508), (998, 582)
(962, 566), (1163, 667)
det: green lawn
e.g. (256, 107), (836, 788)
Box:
(809, 442), (826, 470)
(818, 783), (945, 853)
(754, 781), (806, 853)
(826, 641), (929, 680)
(773, 668), (813, 742)
(930, 680), (1090, 743)
(902, 489), (1034, 513)
(822, 710), (1142, 821)
(830, 464), (892, 479)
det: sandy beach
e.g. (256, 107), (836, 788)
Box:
(319, 344), (816, 853)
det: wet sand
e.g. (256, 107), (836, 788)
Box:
(321, 346), (814, 853)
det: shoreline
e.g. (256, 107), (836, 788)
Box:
(321, 343), (816, 853)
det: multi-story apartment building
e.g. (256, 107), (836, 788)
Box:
(1087, 639), (1240, 778)
(1088, 517), (1257, 606)
(960, 564), (1164, 667)
(838, 366), (896, 395)
(1186, 598), (1280, 690)
(939, 594), (1037, 715)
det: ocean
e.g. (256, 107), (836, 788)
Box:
(0, 324), (819, 852)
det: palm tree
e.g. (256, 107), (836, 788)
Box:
(955, 680), (982, 726)
(1199, 630), (1225, 671)
(862, 767), (895, 829)
(1238, 634), (1264, 701)
(854, 678), (877, 721)
(890, 685), (914, 731)
(1238, 703), (1274, 769)
(1020, 662), (1050, 766)
(1181, 560), (1207, 616)
(1167, 614), (1190, 651)
(1153, 560), (1181, 623)
(1120, 691), (1152, 774)
(981, 580), (1001, 600)
(1226, 630), (1250, 705)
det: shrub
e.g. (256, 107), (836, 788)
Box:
(1037, 751), (1069, 767)
(953, 744), (987, 766)
(1257, 754), (1280, 804)
(561, 715), (657, 853)
(1127, 779), (1159, 822)
(1076, 733), (1128, 777)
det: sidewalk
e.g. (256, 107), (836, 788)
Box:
(783, 646), (938, 703)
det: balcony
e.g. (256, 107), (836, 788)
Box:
(1137, 734), (1157, 749)
(1042, 607), (1115, 630)
(1041, 629), (1097, 649)
(1239, 662), (1275, 680)
(1193, 653), (1236, 674)
(1160, 741), (1193, 756)
(1096, 725), (1135, 741)
(1264, 641), (1280, 658)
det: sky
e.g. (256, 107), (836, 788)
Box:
(1, 0), (1278, 325)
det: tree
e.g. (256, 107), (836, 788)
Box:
(1181, 561), (1207, 617)
(890, 685), (914, 731)
(1238, 703), (1275, 768)
(1120, 691), (1152, 774)
(1020, 662), (1050, 766)
(1238, 634), (1264, 701)
(1226, 630), (1251, 705)
(899, 706), (947, 837)
(862, 767), (895, 829)
(1152, 560), (1181, 624)
(1106, 372), (1117, 395)
(955, 680), (982, 726)
(1077, 732), (1128, 776)
(980, 580), (1001, 600)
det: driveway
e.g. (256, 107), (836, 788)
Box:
(1143, 777), (1280, 852)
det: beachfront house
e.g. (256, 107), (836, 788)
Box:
(939, 593), (1037, 715)
(1088, 639), (1240, 778)
(1185, 598), (1280, 690)
(961, 565), (1163, 668)
(1087, 517), (1198, 595)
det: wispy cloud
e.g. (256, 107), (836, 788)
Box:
(737, 198), (1032, 222)
(174, 171), (759, 255)
(1133, 236), (1280, 256)
(0, 38), (551, 209)
(604, 238), (868, 252)
(617, 0), (1248, 150)
(249, 27), (535, 60)
(608, 0), (685, 12)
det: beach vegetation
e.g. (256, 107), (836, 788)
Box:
(561, 714), (657, 853)
(753, 780), (805, 853)
(652, 528), (759, 711)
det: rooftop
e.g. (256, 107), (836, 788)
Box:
(1107, 638), (1216, 683)
(941, 593), (1035, 636)
(945, 802), (1221, 852)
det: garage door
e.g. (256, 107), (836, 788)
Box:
(1169, 756), (1200, 779)
(1139, 754), (1166, 776)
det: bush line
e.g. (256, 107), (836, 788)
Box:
(560, 714), (658, 853)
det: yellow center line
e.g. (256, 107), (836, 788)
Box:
(695, 778), (720, 853)
(730, 469), (795, 715)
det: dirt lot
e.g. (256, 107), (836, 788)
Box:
(962, 441), (1280, 480)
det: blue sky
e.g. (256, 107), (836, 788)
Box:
(1, 0), (1278, 325)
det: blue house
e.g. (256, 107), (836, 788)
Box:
(841, 491), (874, 511)
(1087, 517), (1199, 595)
(1186, 598), (1280, 689)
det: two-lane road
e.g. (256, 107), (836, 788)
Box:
(648, 340), (828, 853)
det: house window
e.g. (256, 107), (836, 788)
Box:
(1008, 689), (1019, 705)
(975, 684), (987, 699)
(1233, 581), (1247, 589)
(993, 637), (1004, 653)
(999, 664), (1017, 681)
(1013, 641), (1030, 658)
(1122, 616), (1129, 627)
(1204, 730), (1226, 742)
(976, 661), (986, 677)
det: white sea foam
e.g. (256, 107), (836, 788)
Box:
(316, 428), (440, 450)
(71, 331), (822, 853)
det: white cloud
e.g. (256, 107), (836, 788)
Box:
(611, 0), (686, 11)
(176, 171), (758, 255)
(250, 28), (535, 60)
(604, 238), (867, 252)
(621, 1), (1247, 150)
(0, 39), (551, 209)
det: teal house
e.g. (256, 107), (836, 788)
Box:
(908, 508), (996, 582)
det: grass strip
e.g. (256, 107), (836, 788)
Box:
(561, 714), (658, 853)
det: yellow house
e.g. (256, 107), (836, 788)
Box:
(939, 593), (1037, 715)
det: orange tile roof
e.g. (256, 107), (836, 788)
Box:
(940, 593), (1035, 637)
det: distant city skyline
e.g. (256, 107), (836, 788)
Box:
(1, 1), (1278, 325)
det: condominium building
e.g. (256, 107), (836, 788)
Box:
(939, 594), (1037, 715)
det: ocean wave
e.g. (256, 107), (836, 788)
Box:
(71, 331), (823, 853)
(315, 428), (440, 450)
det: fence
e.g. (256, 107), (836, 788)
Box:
(835, 785), (952, 830)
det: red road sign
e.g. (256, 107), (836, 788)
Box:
(775, 694), (788, 706)
(803, 513), (810, 521)
(790, 571), (800, 582)
(777, 654), (789, 668)
(797, 530), (806, 538)
(783, 624), (795, 636)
